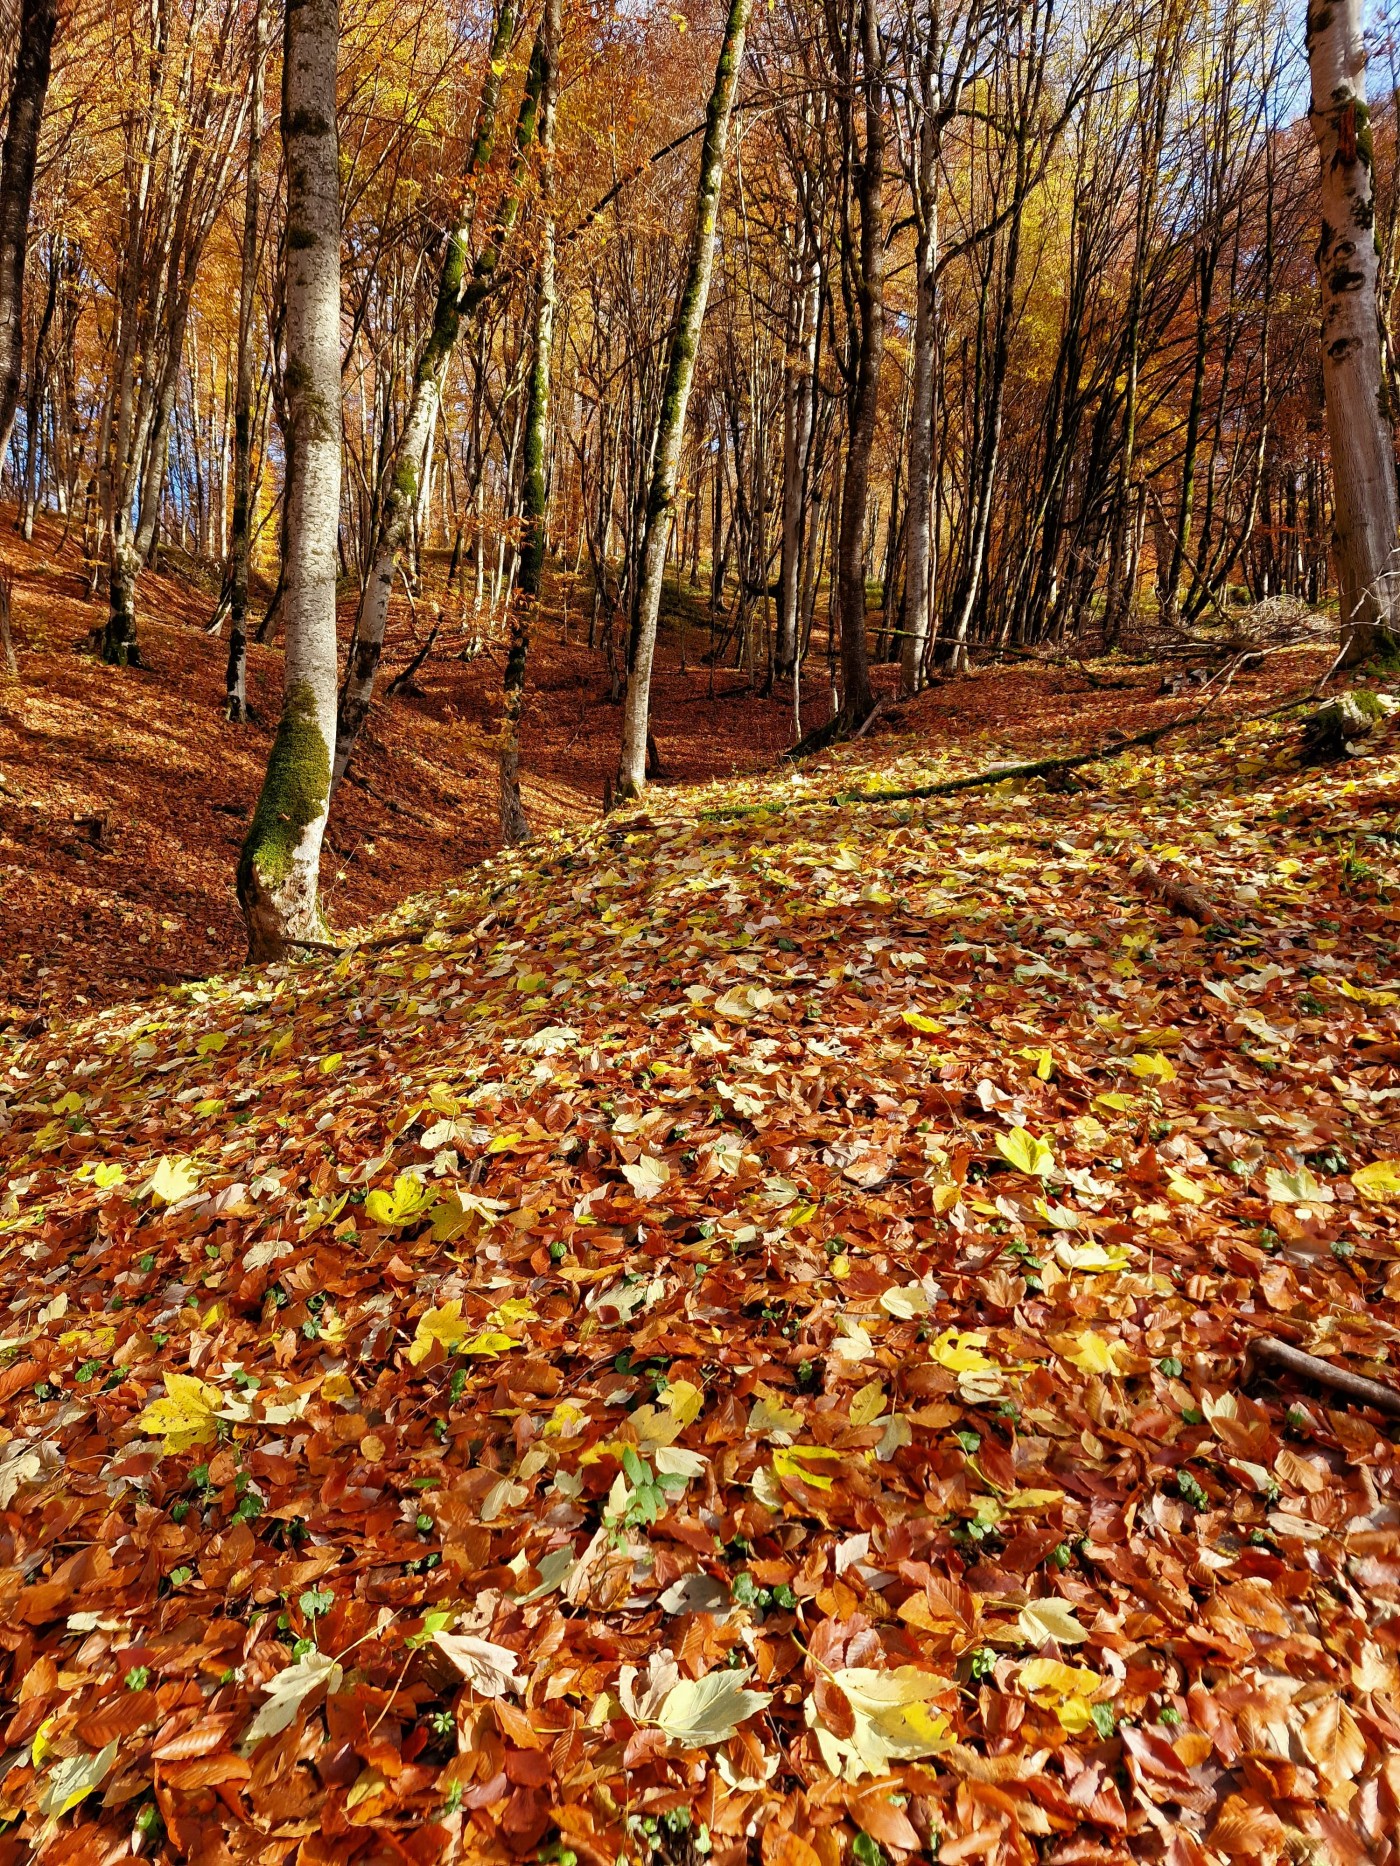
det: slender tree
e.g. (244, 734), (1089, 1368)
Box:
(0, 0), (59, 465)
(616, 0), (753, 798)
(226, 0), (266, 722)
(1308, 0), (1399, 663)
(332, 0), (527, 789)
(500, 0), (561, 843)
(237, 0), (342, 958)
(827, 0), (885, 729)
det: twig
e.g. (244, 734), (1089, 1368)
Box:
(831, 682), (1327, 809)
(1132, 856), (1218, 926)
(1248, 1336), (1400, 1421)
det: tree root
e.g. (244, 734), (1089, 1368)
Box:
(1247, 1335), (1400, 1421)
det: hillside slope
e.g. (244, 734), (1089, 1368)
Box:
(0, 515), (805, 1032)
(0, 691), (1397, 1863)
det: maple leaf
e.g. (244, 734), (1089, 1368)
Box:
(621, 1153), (671, 1198)
(364, 1173), (437, 1227)
(241, 1649), (343, 1750)
(656, 1669), (772, 1745)
(135, 1371), (224, 1455)
(144, 1155), (199, 1203)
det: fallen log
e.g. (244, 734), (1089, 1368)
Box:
(1247, 1336), (1400, 1421)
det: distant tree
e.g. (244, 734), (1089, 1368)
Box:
(0, 0), (59, 465)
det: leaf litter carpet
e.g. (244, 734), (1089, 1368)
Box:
(0, 697), (1398, 1865)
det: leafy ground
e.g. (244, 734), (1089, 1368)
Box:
(0, 652), (1398, 1864)
(0, 518), (807, 1032)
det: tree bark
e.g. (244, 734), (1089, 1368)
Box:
(615, 0), (753, 799)
(1308, 0), (1400, 665)
(237, 0), (341, 960)
(332, 0), (523, 790)
(499, 0), (561, 846)
(831, 0), (884, 729)
(0, 0), (58, 467)
(226, 0), (265, 723)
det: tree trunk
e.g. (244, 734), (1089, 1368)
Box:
(615, 0), (753, 799)
(0, 0), (57, 467)
(227, 0), (265, 723)
(832, 0), (884, 729)
(333, 0), (523, 789)
(1309, 0), (1400, 664)
(499, 0), (561, 846)
(237, 0), (341, 960)
(900, 127), (938, 694)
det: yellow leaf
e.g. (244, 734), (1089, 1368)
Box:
(196, 1031), (228, 1055)
(773, 1445), (843, 1490)
(321, 1373), (354, 1404)
(849, 1380), (886, 1427)
(1352, 1159), (1400, 1202)
(1017, 1598), (1089, 1645)
(93, 1163), (125, 1189)
(661, 1379), (703, 1426)
(459, 1330), (518, 1357)
(1006, 1487), (1064, 1511)
(364, 1173), (436, 1227)
(1166, 1173), (1206, 1205)
(1093, 1092), (1133, 1113)
(1062, 1331), (1130, 1376)
(146, 1156), (198, 1204)
(996, 1128), (1055, 1177)
(1130, 1052), (1176, 1082)
(1057, 1694), (1097, 1734)
(1020, 1656), (1102, 1702)
(407, 1300), (469, 1365)
(880, 1282), (930, 1319)
(136, 1371), (223, 1455)
(1054, 1239), (1131, 1274)
(929, 1329), (995, 1374)
(901, 1011), (944, 1035)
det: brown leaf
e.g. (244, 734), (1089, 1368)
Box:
(1301, 1696), (1366, 1784)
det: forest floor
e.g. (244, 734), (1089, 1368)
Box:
(0, 509), (1343, 1034)
(0, 607), (1396, 1861)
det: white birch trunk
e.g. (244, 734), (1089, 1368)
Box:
(237, 0), (341, 959)
(1308, 0), (1400, 662)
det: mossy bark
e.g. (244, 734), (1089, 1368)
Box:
(1308, 0), (1400, 666)
(616, 0), (753, 799)
(238, 0), (341, 960)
